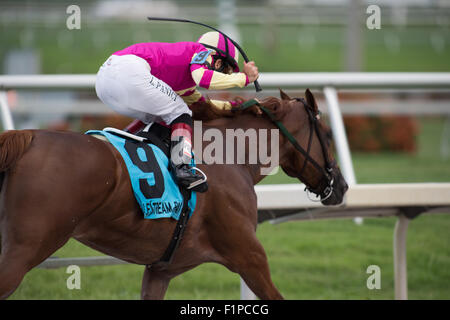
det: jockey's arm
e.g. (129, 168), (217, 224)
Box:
(180, 88), (238, 111)
(190, 59), (250, 91)
(188, 51), (259, 111)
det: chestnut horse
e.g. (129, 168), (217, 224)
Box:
(0, 90), (347, 299)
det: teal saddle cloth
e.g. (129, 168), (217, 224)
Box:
(86, 130), (196, 220)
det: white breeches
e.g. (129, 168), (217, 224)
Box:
(95, 54), (191, 125)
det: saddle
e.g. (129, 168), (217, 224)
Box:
(136, 123), (171, 156)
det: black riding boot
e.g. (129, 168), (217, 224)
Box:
(170, 114), (208, 193)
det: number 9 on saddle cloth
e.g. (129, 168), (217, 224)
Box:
(86, 127), (197, 221)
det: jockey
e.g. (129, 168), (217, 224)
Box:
(95, 31), (259, 192)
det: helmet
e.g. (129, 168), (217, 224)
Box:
(197, 31), (239, 73)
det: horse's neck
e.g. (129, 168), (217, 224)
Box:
(195, 114), (282, 185)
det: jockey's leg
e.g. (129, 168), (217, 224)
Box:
(169, 113), (208, 192)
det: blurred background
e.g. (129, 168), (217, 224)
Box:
(1, 0), (449, 73)
(1, 0), (449, 299)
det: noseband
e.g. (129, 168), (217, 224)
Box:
(239, 98), (335, 201)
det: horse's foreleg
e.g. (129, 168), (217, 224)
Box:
(232, 237), (283, 300)
(140, 267), (171, 300)
(213, 223), (283, 300)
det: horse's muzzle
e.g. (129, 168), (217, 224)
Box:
(321, 172), (348, 206)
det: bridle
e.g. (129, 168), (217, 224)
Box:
(295, 98), (336, 201)
(239, 98), (336, 202)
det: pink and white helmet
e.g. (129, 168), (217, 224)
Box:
(197, 31), (240, 73)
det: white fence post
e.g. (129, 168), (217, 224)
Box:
(323, 86), (356, 185)
(394, 214), (410, 300)
(323, 87), (362, 224)
(0, 91), (15, 130)
(240, 279), (256, 300)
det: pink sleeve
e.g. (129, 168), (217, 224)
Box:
(190, 64), (214, 89)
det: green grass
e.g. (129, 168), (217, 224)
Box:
(1, 23), (450, 73)
(8, 117), (450, 300)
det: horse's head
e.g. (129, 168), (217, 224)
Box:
(260, 89), (348, 205)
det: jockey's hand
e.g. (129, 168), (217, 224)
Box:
(243, 61), (259, 83)
(231, 96), (263, 116)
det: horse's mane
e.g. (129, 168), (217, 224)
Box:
(191, 96), (286, 122)
(190, 100), (233, 121)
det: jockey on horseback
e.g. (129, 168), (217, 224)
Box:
(95, 31), (259, 193)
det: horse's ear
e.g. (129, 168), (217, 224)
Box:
(279, 88), (291, 101)
(305, 88), (319, 112)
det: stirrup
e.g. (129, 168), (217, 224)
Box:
(186, 167), (207, 190)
